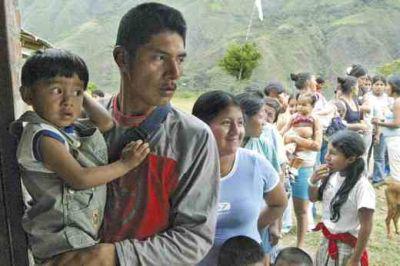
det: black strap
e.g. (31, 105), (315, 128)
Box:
(116, 103), (172, 152)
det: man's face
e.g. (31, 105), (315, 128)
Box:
(122, 31), (186, 113)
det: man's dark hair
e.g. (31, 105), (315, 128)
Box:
(21, 48), (89, 89)
(218, 236), (264, 266)
(116, 2), (186, 56)
(274, 247), (313, 266)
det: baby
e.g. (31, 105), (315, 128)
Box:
(282, 93), (319, 178)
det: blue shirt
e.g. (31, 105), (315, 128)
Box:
(198, 148), (279, 265)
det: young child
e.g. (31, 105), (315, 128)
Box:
(324, 100), (348, 141)
(274, 247), (313, 266)
(11, 49), (150, 263)
(282, 92), (320, 178)
(218, 236), (266, 266)
(309, 130), (375, 266)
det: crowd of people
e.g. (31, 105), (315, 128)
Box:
(11, 2), (400, 266)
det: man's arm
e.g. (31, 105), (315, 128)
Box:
(116, 129), (220, 265)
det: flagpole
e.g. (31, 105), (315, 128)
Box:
(239, 1), (257, 80)
(245, 1), (256, 42)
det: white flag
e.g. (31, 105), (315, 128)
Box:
(255, 0), (263, 21)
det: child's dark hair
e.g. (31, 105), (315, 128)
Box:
(236, 92), (265, 121)
(192, 90), (240, 124)
(218, 236), (264, 266)
(388, 75), (400, 95)
(337, 76), (357, 95)
(274, 247), (313, 266)
(116, 2), (186, 57)
(318, 130), (365, 222)
(297, 92), (318, 107)
(372, 74), (386, 85)
(265, 97), (282, 123)
(21, 48), (89, 88)
(290, 72), (312, 90)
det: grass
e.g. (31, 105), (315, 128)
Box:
(171, 91), (200, 113)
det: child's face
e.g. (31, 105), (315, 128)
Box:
(28, 74), (84, 127)
(324, 143), (356, 172)
(296, 96), (313, 116)
(372, 80), (386, 96)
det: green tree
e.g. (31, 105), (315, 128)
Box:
(377, 59), (400, 76)
(87, 81), (97, 94)
(219, 42), (262, 81)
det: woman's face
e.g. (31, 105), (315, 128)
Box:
(324, 143), (355, 172)
(246, 107), (266, 137)
(264, 105), (277, 124)
(357, 75), (368, 89)
(209, 105), (245, 157)
(288, 98), (297, 115)
(308, 75), (317, 92)
(372, 80), (386, 96)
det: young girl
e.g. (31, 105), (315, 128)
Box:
(309, 130), (375, 266)
(282, 92), (322, 248)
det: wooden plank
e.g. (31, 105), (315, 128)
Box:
(0, 0), (29, 265)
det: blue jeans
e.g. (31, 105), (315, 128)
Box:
(372, 135), (387, 182)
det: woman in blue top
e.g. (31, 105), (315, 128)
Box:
(372, 75), (400, 182)
(193, 90), (287, 266)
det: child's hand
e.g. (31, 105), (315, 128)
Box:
(121, 140), (150, 170)
(310, 164), (330, 184)
(268, 224), (281, 246)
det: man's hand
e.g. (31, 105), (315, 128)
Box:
(47, 243), (116, 266)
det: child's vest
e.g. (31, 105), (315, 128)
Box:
(10, 111), (108, 261)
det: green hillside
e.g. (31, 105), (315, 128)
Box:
(18, 0), (400, 93)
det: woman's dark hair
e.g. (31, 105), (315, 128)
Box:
(290, 72), (312, 90)
(264, 81), (285, 95)
(235, 92), (265, 121)
(21, 48), (89, 89)
(337, 76), (357, 95)
(318, 130), (366, 222)
(372, 74), (386, 85)
(347, 64), (368, 78)
(296, 92), (318, 107)
(192, 90), (240, 124)
(388, 75), (400, 95)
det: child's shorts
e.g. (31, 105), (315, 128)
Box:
(291, 167), (314, 200)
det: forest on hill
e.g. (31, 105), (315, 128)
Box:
(19, 0), (400, 93)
